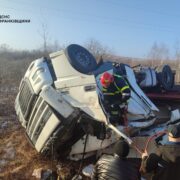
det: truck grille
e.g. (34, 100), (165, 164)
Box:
(27, 97), (43, 130)
(31, 106), (52, 144)
(29, 101), (47, 137)
(18, 80), (36, 120)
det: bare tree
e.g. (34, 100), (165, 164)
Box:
(47, 40), (65, 52)
(174, 41), (180, 60)
(174, 41), (180, 83)
(0, 44), (45, 86)
(84, 39), (112, 61)
(39, 23), (50, 56)
(148, 42), (169, 67)
(0, 44), (11, 52)
(51, 40), (60, 52)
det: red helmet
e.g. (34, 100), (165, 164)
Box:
(100, 72), (114, 87)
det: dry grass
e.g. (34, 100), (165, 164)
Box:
(0, 88), (91, 180)
(0, 89), (57, 180)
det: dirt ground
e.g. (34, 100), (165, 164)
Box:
(0, 86), (89, 180)
(0, 85), (162, 180)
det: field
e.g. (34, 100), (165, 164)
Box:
(0, 86), (54, 179)
(0, 48), (95, 179)
(0, 47), (179, 179)
(0, 84), (92, 179)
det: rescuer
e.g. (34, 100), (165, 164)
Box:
(140, 123), (180, 180)
(99, 71), (131, 124)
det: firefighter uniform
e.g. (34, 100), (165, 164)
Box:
(99, 73), (131, 124)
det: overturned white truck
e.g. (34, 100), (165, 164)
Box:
(15, 44), (179, 162)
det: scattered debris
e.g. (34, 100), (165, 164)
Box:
(82, 164), (94, 177)
(32, 168), (58, 180)
(0, 159), (8, 167)
(32, 168), (42, 179)
(3, 146), (16, 159)
(0, 121), (8, 129)
(72, 174), (82, 180)
(41, 169), (58, 180)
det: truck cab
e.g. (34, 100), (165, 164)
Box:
(15, 44), (159, 159)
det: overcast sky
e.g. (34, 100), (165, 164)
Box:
(0, 0), (180, 58)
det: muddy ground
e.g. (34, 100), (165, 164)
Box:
(0, 86), (91, 180)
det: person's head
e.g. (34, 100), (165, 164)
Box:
(113, 139), (130, 158)
(167, 124), (180, 142)
(100, 72), (114, 88)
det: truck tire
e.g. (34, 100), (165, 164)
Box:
(65, 44), (98, 74)
(158, 65), (174, 91)
(93, 155), (140, 180)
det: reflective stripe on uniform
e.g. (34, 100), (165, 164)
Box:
(122, 93), (130, 96)
(114, 82), (129, 93)
(102, 88), (107, 92)
(114, 74), (129, 89)
(111, 111), (119, 115)
(102, 75), (130, 96)
(120, 85), (129, 92)
(103, 92), (114, 95)
(114, 74), (122, 78)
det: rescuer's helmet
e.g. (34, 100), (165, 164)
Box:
(100, 72), (114, 88)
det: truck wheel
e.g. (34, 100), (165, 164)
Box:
(158, 65), (174, 91)
(65, 44), (98, 74)
(93, 155), (140, 180)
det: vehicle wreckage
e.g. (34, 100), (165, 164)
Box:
(15, 44), (180, 178)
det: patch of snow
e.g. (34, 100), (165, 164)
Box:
(0, 121), (8, 129)
(32, 168), (43, 179)
(32, 168), (57, 179)
(41, 169), (54, 180)
(82, 164), (94, 177)
(3, 146), (16, 160)
(72, 174), (82, 180)
(6, 142), (12, 147)
(0, 159), (7, 167)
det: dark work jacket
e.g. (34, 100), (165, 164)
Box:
(140, 141), (180, 180)
(101, 74), (130, 105)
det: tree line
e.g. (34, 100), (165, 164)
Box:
(0, 40), (180, 87)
